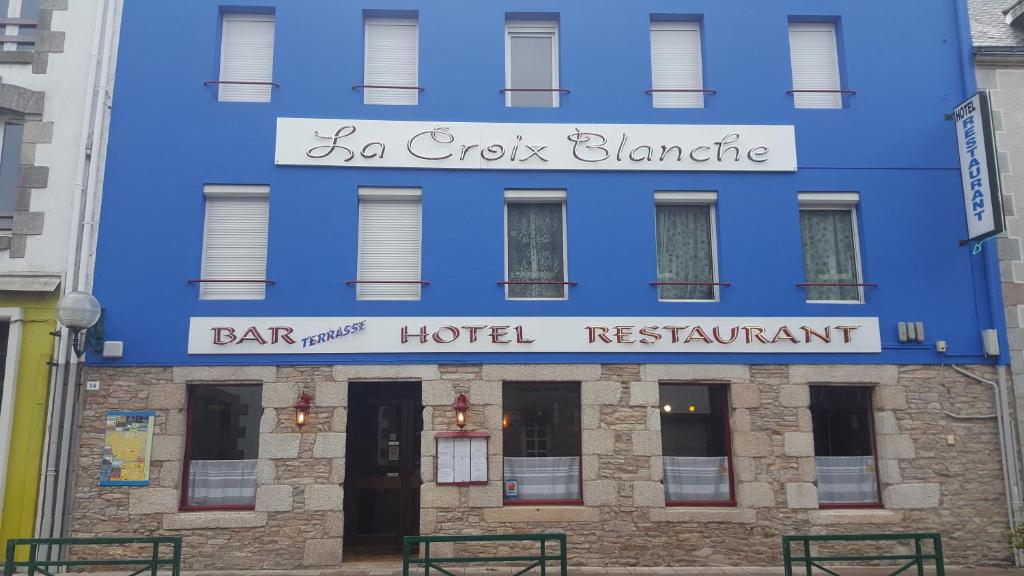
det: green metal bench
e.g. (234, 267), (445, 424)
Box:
(3, 536), (182, 576)
(783, 533), (945, 576)
(403, 533), (567, 576)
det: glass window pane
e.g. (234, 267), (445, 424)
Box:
(0, 123), (24, 221)
(800, 209), (859, 301)
(656, 204), (714, 300)
(811, 386), (879, 504)
(186, 385), (262, 507)
(659, 384), (732, 503)
(507, 202), (565, 299)
(503, 383), (580, 501)
(19, 0), (39, 18)
(510, 34), (554, 107)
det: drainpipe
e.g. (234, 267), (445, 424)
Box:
(949, 364), (1023, 566)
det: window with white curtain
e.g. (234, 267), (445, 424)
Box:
(364, 17), (419, 105)
(788, 22), (842, 109)
(503, 382), (581, 503)
(0, 122), (24, 232)
(218, 13), (276, 103)
(357, 188), (422, 300)
(655, 192), (718, 301)
(200, 185), (270, 300)
(659, 384), (733, 504)
(505, 191), (567, 300)
(799, 193), (862, 303)
(505, 20), (559, 108)
(811, 386), (880, 506)
(650, 21), (704, 109)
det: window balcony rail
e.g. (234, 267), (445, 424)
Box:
(497, 280), (578, 286)
(796, 282), (877, 288)
(650, 281), (732, 287)
(345, 280), (431, 286)
(786, 89), (856, 96)
(188, 279), (276, 285)
(499, 88), (571, 94)
(203, 80), (281, 88)
(644, 88), (718, 95)
(352, 84), (425, 92)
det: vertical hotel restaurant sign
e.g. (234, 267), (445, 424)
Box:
(954, 92), (1005, 241)
(99, 410), (156, 486)
(276, 118), (798, 172)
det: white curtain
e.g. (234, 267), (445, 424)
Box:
(663, 456), (731, 502)
(816, 456), (879, 504)
(507, 203), (565, 299)
(504, 457), (580, 500)
(800, 209), (859, 301)
(188, 459), (258, 507)
(656, 204), (714, 300)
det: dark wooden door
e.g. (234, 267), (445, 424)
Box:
(344, 384), (422, 551)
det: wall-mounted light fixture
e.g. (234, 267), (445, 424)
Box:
(453, 393), (469, 429)
(56, 291), (102, 358)
(294, 392), (312, 428)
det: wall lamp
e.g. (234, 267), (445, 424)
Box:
(454, 393), (469, 429)
(294, 392), (312, 428)
(56, 291), (103, 358)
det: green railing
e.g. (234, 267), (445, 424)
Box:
(783, 533), (944, 576)
(403, 533), (567, 576)
(3, 536), (182, 576)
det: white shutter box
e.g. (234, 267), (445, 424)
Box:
(364, 18), (419, 106)
(650, 22), (704, 109)
(357, 189), (422, 300)
(788, 22), (842, 109)
(219, 13), (275, 103)
(200, 185), (270, 300)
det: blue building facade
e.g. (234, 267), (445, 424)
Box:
(67, 0), (1018, 569)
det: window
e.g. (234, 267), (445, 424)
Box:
(0, 321), (8, 415)
(1, 0), (39, 51)
(505, 20), (559, 108)
(181, 384), (262, 509)
(504, 191), (567, 300)
(655, 192), (718, 301)
(200, 185), (270, 300)
(799, 193), (862, 303)
(364, 17), (419, 105)
(811, 386), (880, 506)
(218, 12), (276, 103)
(659, 384), (733, 505)
(788, 22), (842, 109)
(357, 188), (422, 300)
(502, 382), (580, 503)
(0, 122), (24, 232)
(650, 21), (704, 108)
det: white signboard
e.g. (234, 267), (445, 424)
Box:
(187, 317), (881, 355)
(276, 118), (798, 172)
(954, 92), (1005, 241)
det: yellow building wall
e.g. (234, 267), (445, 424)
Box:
(0, 291), (57, 561)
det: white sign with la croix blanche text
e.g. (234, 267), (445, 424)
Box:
(187, 317), (881, 355)
(275, 119), (798, 172)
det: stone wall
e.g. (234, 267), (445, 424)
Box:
(70, 363), (1013, 568)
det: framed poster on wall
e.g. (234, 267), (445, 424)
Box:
(436, 431), (489, 485)
(99, 410), (156, 486)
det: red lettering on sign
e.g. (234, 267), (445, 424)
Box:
(801, 326), (831, 344)
(744, 326), (770, 344)
(587, 326), (612, 344)
(211, 327), (237, 345)
(490, 326), (511, 344)
(515, 326), (535, 344)
(270, 326), (297, 345)
(463, 325), (486, 343)
(401, 325), (429, 344)
(638, 326), (662, 344)
(771, 326), (800, 344)
(664, 326), (689, 343)
(836, 325), (859, 344)
(433, 326), (461, 344)
(614, 326), (635, 344)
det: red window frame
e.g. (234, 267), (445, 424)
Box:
(660, 383), (737, 507)
(179, 382), (262, 512)
(502, 381), (584, 506)
(811, 385), (883, 509)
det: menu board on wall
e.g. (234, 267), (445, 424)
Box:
(99, 411), (156, 486)
(436, 434), (488, 485)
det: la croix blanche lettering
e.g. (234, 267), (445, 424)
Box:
(305, 125), (770, 167)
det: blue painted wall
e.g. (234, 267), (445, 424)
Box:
(92, 0), (1002, 366)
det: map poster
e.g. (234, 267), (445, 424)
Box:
(99, 410), (156, 486)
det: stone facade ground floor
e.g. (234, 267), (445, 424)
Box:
(69, 363), (1015, 569)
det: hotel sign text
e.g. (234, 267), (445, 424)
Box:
(188, 317), (880, 355)
(275, 119), (798, 172)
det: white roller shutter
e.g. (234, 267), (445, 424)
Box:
(650, 22), (704, 109)
(357, 189), (422, 300)
(788, 22), (842, 109)
(200, 185), (270, 300)
(219, 13), (275, 103)
(364, 18), (419, 106)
